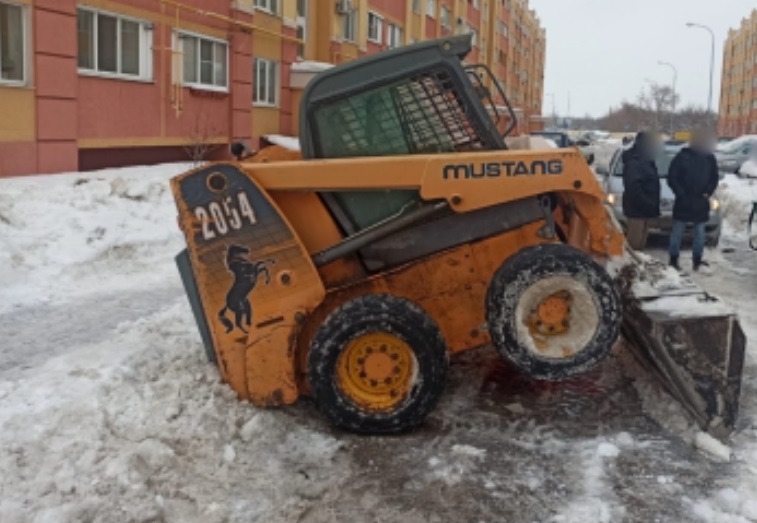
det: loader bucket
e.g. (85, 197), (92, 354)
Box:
(617, 261), (746, 440)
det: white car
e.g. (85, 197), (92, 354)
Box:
(598, 144), (723, 247)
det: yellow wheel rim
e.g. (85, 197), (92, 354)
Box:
(527, 290), (572, 338)
(336, 332), (417, 413)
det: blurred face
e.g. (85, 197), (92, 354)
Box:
(691, 131), (715, 152)
(640, 134), (662, 157)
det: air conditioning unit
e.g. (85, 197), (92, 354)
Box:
(335, 0), (353, 14)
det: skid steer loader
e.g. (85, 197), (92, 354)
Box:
(171, 35), (745, 438)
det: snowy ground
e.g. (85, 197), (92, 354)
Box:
(2, 162), (757, 522)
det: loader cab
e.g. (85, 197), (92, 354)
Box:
(299, 35), (518, 244)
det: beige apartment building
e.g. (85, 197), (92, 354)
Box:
(0, 0), (545, 175)
(719, 9), (757, 136)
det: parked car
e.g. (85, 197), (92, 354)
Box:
(715, 135), (757, 174)
(531, 131), (595, 165)
(598, 144), (722, 247)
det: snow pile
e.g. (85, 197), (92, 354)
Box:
(0, 301), (349, 523)
(694, 432), (732, 462)
(0, 164), (190, 314)
(739, 159), (757, 179)
(264, 134), (301, 152)
(717, 174), (757, 237)
(640, 294), (735, 318)
(291, 60), (333, 73)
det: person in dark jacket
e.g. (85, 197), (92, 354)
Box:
(622, 132), (661, 249)
(667, 128), (719, 271)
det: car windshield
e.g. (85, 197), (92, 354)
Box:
(718, 137), (752, 154)
(612, 149), (676, 178)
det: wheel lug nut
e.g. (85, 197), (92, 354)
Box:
(357, 358), (364, 365)
(393, 366), (400, 375)
(390, 353), (399, 361)
(384, 378), (392, 384)
(366, 347), (373, 354)
(390, 389), (398, 397)
(370, 380), (378, 387)
(379, 345), (387, 352)
(359, 372), (367, 379)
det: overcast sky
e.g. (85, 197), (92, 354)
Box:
(529, 0), (756, 118)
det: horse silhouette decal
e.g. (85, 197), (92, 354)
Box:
(218, 244), (274, 334)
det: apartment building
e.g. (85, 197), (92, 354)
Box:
(0, 0), (545, 176)
(719, 9), (757, 137)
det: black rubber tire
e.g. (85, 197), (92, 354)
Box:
(308, 294), (448, 434)
(707, 229), (721, 247)
(486, 243), (622, 381)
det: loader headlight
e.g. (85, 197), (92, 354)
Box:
(711, 198), (720, 211)
(607, 193), (622, 207)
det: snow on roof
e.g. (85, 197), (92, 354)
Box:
(263, 135), (300, 151)
(291, 61), (334, 73)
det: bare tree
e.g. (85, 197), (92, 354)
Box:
(184, 113), (221, 166)
(648, 84), (679, 115)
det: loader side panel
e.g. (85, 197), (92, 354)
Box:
(171, 163), (325, 405)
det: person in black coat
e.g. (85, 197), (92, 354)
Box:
(622, 132), (661, 249)
(667, 129), (719, 271)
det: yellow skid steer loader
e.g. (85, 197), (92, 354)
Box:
(171, 36), (745, 438)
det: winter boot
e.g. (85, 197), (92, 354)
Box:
(693, 258), (712, 275)
(669, 255), (681, 271)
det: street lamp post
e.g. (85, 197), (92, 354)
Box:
(547, 92), (557, 129)
(686, 22), (716, 127)
(658, 61), (678, 132)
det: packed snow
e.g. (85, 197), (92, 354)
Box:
(2, 161), (757, 522)
(264, 134), (301, 152)
(291, 61), (334, 73)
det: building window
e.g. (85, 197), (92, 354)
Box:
(179, 32), (228, 90)
(387, 23), (403, 49)
(77, 8), (153, 80)
(440, 6), (451, 29)
(499, 20), (508, 37)
(470, 28), (478, 46)
(368, 12), (383, 44)
(412, 0), (421, 13)
(254, 0), (279, 14)
(472, 0), (479, 9)
(342, 8), (356, 42)
(254, 58), (278, 106)
(426, 0), (435, 17)
(0, 1), (25, 84)
(296, 0), (306, 58)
